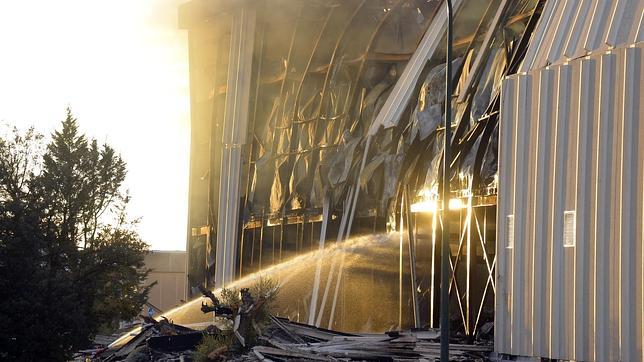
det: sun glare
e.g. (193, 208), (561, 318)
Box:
(0, 0), (190, 250)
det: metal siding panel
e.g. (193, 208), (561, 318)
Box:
(636, 42), (644, 362)
(610, 49), (625, 361)
(544, 68), (558, 359)
(574, 56), (597, 362)
(606, 0), (639, 47)
(522, 71), (542, 358)
(635, 9), (644, 43)
(584, 0), (615, 52)
(496, 76), (517, 354)
(637, 43), (644, 362)
(563, 0), (593, 59)
(572, 67), (583, 307)
(564, 60), (581, 359)
(588, 51), (604, 361)
(216, 148), (230, 284)
(594, 51), (617, 362)
(187, 25), (225, 287)
(511, 76), (530, 355)
(505, 77), (519, 353)
(216, 7), (256, 286)
(621, 45), (642, 362)
(550, 63), (572, 360)
(546, 0), (578, 65)
(533, 0), (567, 69)
(235, 8), (256, 146)
(520, 0), (558, 73)
(511, 74), (532, 356)
(532, 68), (555, 357)
(228, 148), (243, 278)
(503, 25), (642, 362)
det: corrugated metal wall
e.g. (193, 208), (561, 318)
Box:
(496, 0), (643, 360)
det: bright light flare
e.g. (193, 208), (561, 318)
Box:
(410, 197), (466, 213)
(0, 0), (191, 251)
(448, 198), (464, 210)
(410, 199), (437, 213)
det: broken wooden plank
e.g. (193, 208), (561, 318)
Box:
(253, 346), (333, 361)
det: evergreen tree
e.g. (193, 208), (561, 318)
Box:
(0, 110), (154, 360)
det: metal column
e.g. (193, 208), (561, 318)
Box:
(215, 6), (256, 287)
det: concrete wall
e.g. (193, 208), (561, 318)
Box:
(144, 251), (187, 313)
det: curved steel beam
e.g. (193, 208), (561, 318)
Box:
(280, 4), (335, 211)
(338, 0), (404, 143)
(315, 0), (367, 121)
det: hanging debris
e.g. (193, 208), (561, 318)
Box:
(179, 0), (543, 342)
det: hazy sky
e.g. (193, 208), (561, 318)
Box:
(0, 0), (190, 250)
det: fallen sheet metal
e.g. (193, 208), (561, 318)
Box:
(101, 315), (492, 361)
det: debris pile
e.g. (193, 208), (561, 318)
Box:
(95, 282), (492, 361)
(97, 316), (203, 361)
(251, 319), (492, 361)
(99, 318), (492, 361)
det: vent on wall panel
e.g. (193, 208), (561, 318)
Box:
(563, 210), (576, 247)
(506, 214), (514, 249)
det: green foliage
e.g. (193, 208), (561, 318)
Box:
(0, 110), (153, 360)
(252, 276), (279, 304)
(194, 278), (280, 360)
(38, 109), (127, 247)
(218, 277), (279, 315)
(219, 288), (242, 311)
(193, 333), (233, 362)
(251, 276), (280, 329)
(87, 225), (156, 332)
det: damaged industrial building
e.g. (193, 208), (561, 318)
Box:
(103, 0), (644, 361)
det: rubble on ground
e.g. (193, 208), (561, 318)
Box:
(91, 283), (492, 361)
(96, 317), (492, 361)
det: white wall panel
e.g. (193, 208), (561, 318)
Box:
(546, 0), (577, 65)
(498, 38), (643, 362)
(532, 68), (555, 357)
(521, 0), (644, 70)
(636, 10), (644, 42)
(563, 0), (593, 59)
(502, 3), (643, 359)
(510, 74), (532, 356)
(594, 51), (617, 362)
(583, 0), (615, 52)
(215, 7), (256, 287)
(522, 71), (542, 358)
(532, 0), (567, 69)
(550, 63), (571, 359)
(520, 0), (557, 73)
(495, 75), (516, 353)
(620, 44), (643, 362)
(574, 56), (598, 362)
(605, 0), (639, 46)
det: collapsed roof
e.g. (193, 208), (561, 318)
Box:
(180, 0), (542, 335)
